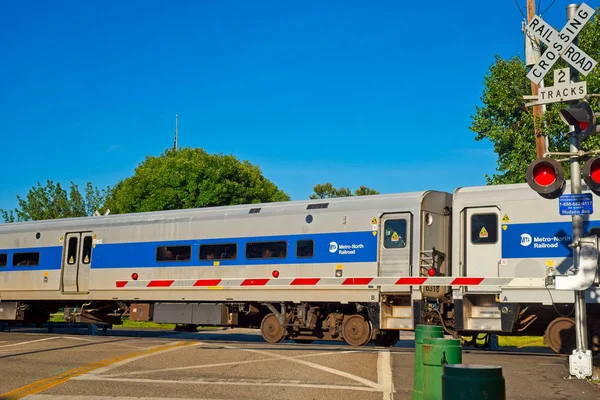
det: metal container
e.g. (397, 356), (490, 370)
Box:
(422, 338), (462, 400)
(130, 303), (151, 322)
(442, 364), (506, 400)
(412, 324), (444, 400)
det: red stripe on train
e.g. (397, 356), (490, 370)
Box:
(342, 278), (373, 285)
(147, 280), (174, 287)
(193, 279), (222, 287)
(241, 278), (270, 286)
(395, 277), (427, 285)
(290, 278), (321, 285)
(116, 281), (127, 288)
(451, 277), (484, 285)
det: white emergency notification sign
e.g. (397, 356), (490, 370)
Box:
(526, 3), (597, 85)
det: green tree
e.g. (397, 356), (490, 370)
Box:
(1, 180), (110, 222)
(104, 148), (290, 213)
(470, 9), (600, 185)
(309, 183), (379, 199)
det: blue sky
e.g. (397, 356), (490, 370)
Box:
(0, 1), (574, 213)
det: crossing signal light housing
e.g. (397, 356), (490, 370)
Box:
(583, 155), (600, 195)
(559, 101), (598, 140)
(526, 157), (566, 199)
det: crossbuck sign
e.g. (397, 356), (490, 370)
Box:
(526, 3), (597, 85)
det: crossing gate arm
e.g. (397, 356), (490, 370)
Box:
(114, 276), (551, 290)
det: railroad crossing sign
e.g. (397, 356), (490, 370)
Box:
(526, 2), (597, 85)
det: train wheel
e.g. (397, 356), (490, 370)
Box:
(545, 317), (576, 354)
(260, 313), (286, 344)
(374, 330), (399, 347)
(342, 315), (372, 346)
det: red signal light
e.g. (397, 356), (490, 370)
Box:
(533, 164), (556, 186)
(526, 158), (565, 199)
(272, 270), (279, 278)
(131, 273), (138, 280)
(580, 122), (589, 131)
(427, 268), (436, 277)
(583, 156), (600, 194)
(591, 161), (600, 183)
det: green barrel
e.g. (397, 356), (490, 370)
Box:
(442, 364), (505, 400)
(422, 338), (462, 400)
(412, 325), (444, 400)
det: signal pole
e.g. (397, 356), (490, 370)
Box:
(526, 0), (547, 158)
(523, 1), (599, 378)
(566, 2), (589, 366)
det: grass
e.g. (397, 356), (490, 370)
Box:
(48, 313), (220, 331)
(497, 335), (546, 348)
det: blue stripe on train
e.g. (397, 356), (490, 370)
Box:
(92, 231), (378, 269)
(0, 246), (62, 271)
(501, 220), (600, 259)
(0, 231), (378, 271)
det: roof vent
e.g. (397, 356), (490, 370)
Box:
(307, 203), (329, 210)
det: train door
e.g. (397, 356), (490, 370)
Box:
(464, 207), (501, 278)
(378, 213), (411, 276)
(61, 232), (94, 293)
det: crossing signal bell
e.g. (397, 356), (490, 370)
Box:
(526, 157), (566, 199)
(559, 101), (599, 140)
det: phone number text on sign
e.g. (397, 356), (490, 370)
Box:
(559, 193), (593, 215)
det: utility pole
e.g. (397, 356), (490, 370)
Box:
(526, 0), (547, 159)
(174, 114), (179, 151)
(565, 2), (589, 365)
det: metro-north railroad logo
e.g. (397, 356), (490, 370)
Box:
(520, 234), (533, 247)
(329, 242), (338, 253)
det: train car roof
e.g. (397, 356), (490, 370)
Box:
(453, 181), (591, 205)
(0, 190), (449, 233)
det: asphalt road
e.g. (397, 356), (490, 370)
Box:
(0, 326), (597, 400)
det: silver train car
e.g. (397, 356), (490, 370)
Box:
(0, 182), (598, 352)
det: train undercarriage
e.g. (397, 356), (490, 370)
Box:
(1, 297), (599, 355)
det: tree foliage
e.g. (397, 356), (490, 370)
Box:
(104, 148), (290, 213)
(470, 9), (600, 185)
(1, 180), (110, 222)
(309, 183), (379, 199)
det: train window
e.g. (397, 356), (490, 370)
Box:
(0, 254), (6, 267)
(246, 241), (287, 259)
(67, 237), (78, 265)
(156, 245), (191, 261)
(471, 213), (498, 244)
(13, 252), (40, 266)
(200, 243), (237, 260)
(296, 240), (314, 258)
(82, 236), (93, 264)
(384, 219), (407, 248)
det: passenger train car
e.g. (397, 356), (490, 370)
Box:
(0, 182), (599, 352)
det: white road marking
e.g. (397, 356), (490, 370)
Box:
(0, 336), (60, 348)
(74, 339), (382, 393)
(22, 395), (226, 400)
(101, 350), (359, 378)
(238, 346), (381, 389)
(61, 336), (96, 342)
(377, 350), (394, 400)
(88, 340), (194, 376)
(73, 375), (381, 392)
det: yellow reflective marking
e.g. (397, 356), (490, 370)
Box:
(0, 341), (193, 400)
